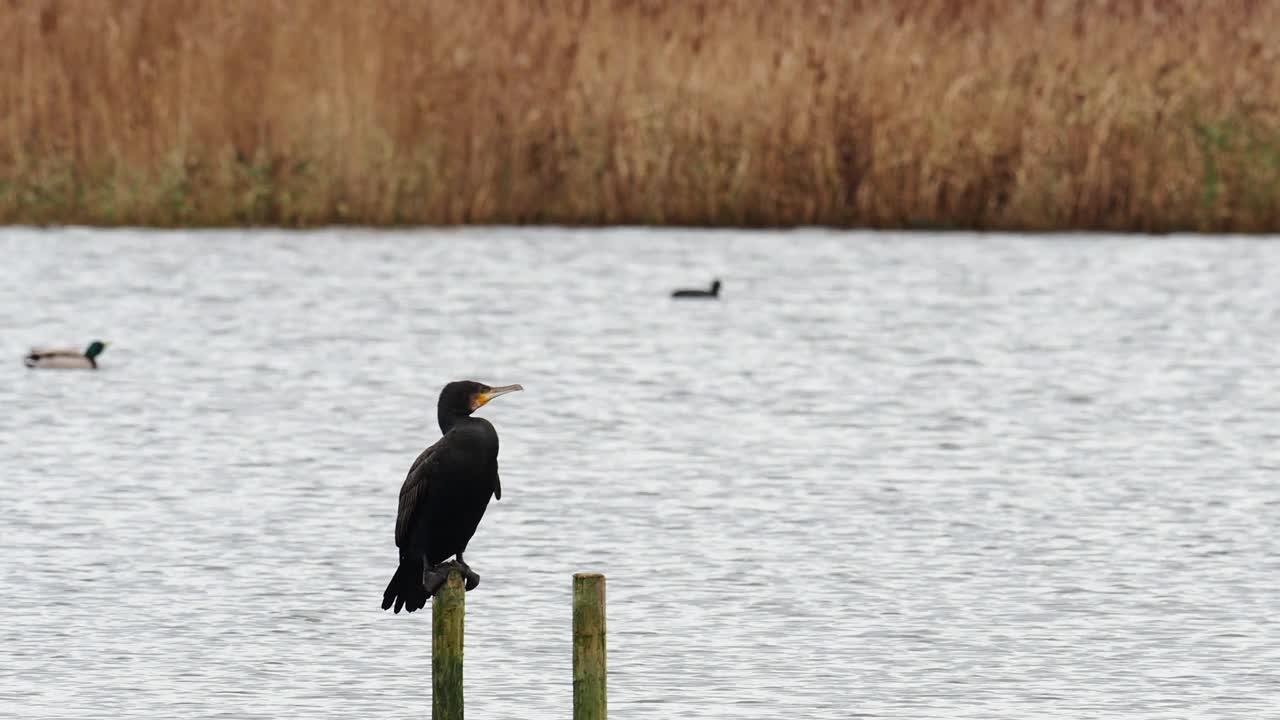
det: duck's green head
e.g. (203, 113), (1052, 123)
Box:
(84, 340), (110, 359)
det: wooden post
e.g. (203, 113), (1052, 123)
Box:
(432, 569), (465, 720)
(572, 573), (607, 720)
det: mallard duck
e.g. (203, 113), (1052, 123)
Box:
(24, 340), (110, 369)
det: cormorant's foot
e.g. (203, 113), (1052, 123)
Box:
(448, 559), (481, 591)
(461, 565), (481, 591)
(422, 562), (452, 597)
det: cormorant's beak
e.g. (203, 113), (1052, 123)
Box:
(472, 383), (523, 410)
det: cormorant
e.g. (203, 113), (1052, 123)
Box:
(24, 340), (110, 369)
(672, 279), (721, 298)
(381, 380), (523, 613)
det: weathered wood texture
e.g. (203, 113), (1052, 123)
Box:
(572, 573), (607, 720)
(432, 570), (465, 720)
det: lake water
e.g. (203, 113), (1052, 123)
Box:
(2, 228), (1278, 719)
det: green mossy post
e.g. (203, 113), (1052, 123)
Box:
(432, 569), (465, 720)
(572, 573), (607, 720)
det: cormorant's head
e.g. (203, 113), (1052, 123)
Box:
(438, 380), (523, 419)
(84, 340), (110, 359)
(711, 279), (722, 295)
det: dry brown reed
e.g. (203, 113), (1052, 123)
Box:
(2, 0), (1278, 231)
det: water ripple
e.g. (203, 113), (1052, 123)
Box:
(0, 228), (1277, 719)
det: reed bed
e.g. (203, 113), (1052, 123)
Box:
(1, 0), (1278, 231)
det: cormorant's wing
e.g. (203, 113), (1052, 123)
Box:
(395, 430), (503, 547)
(396, 437), (444, 548)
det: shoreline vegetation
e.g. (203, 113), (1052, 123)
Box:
(2, 1), (1278, 232)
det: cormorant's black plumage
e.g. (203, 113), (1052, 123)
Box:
(381, 380), (521, 613)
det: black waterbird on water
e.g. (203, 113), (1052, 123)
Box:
(24, 340), (110, 369)
(381, 380), (523, 614)
(671, 279), (721, 299)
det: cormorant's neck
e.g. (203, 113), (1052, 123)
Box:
(438, 410), (473, 435)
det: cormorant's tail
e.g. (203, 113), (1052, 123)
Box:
(381, 554), (427, 614)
